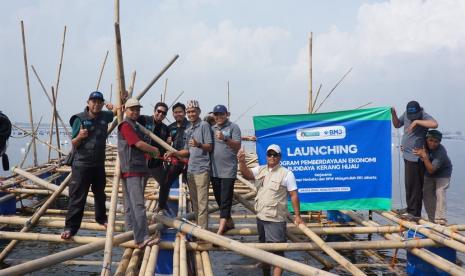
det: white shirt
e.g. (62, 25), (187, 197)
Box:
(251, 166), (298, 192)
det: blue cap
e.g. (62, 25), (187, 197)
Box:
(212, 105), (228, 113)
(88, 91), (104, 101)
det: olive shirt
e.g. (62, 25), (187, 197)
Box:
(211, 120), (241, 178)
(184, 120), (213, 174)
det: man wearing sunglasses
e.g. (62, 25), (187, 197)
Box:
(138, 102), (170, 202)
(238, 144), (302, 276)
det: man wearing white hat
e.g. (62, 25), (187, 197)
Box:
(118, 98), (161, 248)
(238, 144), (302, 276)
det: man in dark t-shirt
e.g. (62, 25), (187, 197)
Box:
(413, 130), (452, 225)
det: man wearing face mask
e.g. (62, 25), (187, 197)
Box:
(62, 91), (116, 239)
(392, 101), (438, 218)
(138, 102), (169, 191)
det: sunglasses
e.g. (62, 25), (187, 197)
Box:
(156, 109), (167, 115)
(267, 152), (280, 158)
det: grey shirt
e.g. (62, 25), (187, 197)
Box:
(211, 120), (242, 178)
(425, 144), (452, 178)
(184, 119), (213, 173)
(399, 111), (435, 162)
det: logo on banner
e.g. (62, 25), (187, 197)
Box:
(296, 126), (346, 141)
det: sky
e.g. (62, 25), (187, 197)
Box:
(1, 0), (464, 132)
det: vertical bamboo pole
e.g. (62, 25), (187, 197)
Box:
(114, 0), (120, 24)
(127, 71), (136, 98)
(114, 22), (126, 123)
(173, 234), (181, 276)
(51, 87), (62, 159)
(101, 158), (121, 276)
(143, 244), (159, 276)
(308, 32), (313, 113)
(20, 20), (38, 166)
(19, 117), (42, 168)
(96, 50), (109, 91)
(195, 251), (205, 276)
(48, 26), (67, 161)
(200, 251), (213, 276)
(138, 246), (151, 276)
(0, 173), (72, 262)
(162, 78), (168, 102)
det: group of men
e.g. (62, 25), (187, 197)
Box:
(63, 91), (300, 261)
(392, 100), (453, 224)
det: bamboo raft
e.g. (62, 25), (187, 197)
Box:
(2, 2), (465, 275)
(0, 146), (464, 275)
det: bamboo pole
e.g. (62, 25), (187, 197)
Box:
(0, 223), (162, 276)
(144, 244), (159, 276)
(342, 210), (465, 276)
(126, 248), (143, 276)
(308, 32), (313, 113)
(168, 91), (184, 109)
(135, 55), (179, 100)
(173, 234), (181, 276)
(101, 158), (121, 276)
(127, 71), (137, 98)
(418, 218), (465, 244)
(48, 26), (67, 161)
(227, 81), (230, 111)
(114, 248), (134, 275)
(138, 246), (151, 276)
(30, 65), (70, 137)
(51, 87), (62, 159)
(311, 84), (323, 112)
(96, 50), (109, 91)
(20, 20), (38, 166)
(377, 211), (465, 254)
(200, 251), (214, 276)
(114, 22), (126, 123)
(114, 0), (120, 24)
(153, 215), (336, 276)
(195, 251), (205, 276)
(0, 173), (72, 262)
(0, 165), (56, 189)
(314, 67), (353, 113)
(162, 78), (168, 102)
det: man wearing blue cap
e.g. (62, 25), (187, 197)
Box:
(391, 101), (438, 218)
(62, 91), (116, 239)
(210, 104), (241, 235)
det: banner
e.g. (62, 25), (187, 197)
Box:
(253, 107), (392, 211)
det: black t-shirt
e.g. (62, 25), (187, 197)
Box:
(426, 144), (453, 178)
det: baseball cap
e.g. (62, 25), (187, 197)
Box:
(125, 98), (143, 108)
(266, 144), (281, 154)
(426, 129), (442, 141)
(406, 101), (423, 120)
(88, 91), (104, 101)
(212, 105), (228, 113)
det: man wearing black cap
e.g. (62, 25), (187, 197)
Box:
(413, 130), (452, 225)
(62, 91), (116, 239)
(391, 101), (438, 218)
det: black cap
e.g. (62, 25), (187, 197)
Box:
(88, 91), (105, 101)
(406, 101), (422, 120)
(426, 129), (442, 141)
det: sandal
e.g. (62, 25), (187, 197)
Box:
(61, 230), (74, 240)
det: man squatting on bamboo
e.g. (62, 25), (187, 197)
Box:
(166, 100), (213, 230)
(413, 130), (453, 225)
(117, 98), (160, 248)
(238, 144), (303, 276)
(210, 104), (242, 235)
(61, 91), (116, 240)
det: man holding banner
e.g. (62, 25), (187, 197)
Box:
(238, 144), (302, 276)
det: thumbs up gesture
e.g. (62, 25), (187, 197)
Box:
(78, 124), (89, 140)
